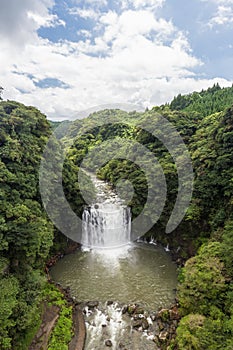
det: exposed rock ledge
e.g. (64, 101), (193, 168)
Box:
(69, 305), (86, 350)
(29, 285), (86, 350)
(29, 303), (60, 350)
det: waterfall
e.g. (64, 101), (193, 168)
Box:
(82, 203), (131, 249)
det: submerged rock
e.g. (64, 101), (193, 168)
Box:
(86, 300), (99, 309)
(134, 306), (144, 315)
(132, 319), (143, 329)
(141, 318), (149, 330)
(132, 318), (149, 330)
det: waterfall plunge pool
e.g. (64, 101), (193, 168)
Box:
(50, 172), (178, 349)
(50, 243), (177, 310)
(50, 243), (178, 349)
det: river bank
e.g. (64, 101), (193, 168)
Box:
(29, 282), (86, 350)
(38, 283), (180, 350)
(46, 242), (178, 349)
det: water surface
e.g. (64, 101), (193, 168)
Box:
(50, 242), (177, 310)
(50, 172), (178, 348)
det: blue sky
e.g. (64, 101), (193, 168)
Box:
(0, 0), (233, 120)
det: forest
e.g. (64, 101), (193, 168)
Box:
(0, 84), (233, 349)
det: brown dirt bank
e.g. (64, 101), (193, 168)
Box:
(29, 303), (60, 350)
(69, 305), (86, 350)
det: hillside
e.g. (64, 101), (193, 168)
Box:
(0, 101), (54, 348)
(64, 91), (233, 349)
(0, 85), (233, 349)
(169, 83), (233, 117)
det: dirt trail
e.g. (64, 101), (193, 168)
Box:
(69, 306), (86, 350)
(29, 304), (60, 350)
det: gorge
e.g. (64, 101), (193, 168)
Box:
(1, 85), (233, 349)
(50, 174), (177, 349)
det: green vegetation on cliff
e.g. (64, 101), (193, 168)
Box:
(0, 101), (55, 349)
(169, 83), (233, 116)
(64, 84), (233, 349)
(0, 100), (88, 349)
(0, 84), (232, 349)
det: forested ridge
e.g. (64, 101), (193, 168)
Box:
(0, 100), (54, 348)
(0, 101), (74, 349)
(169, 83), (233, 117)
(0, 84), (233, 349)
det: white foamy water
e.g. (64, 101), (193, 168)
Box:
(82, 203), (131, 249)
(81, 172), (131, 249)
(51, 173), (177, 349)
(85, 303), (126, 350)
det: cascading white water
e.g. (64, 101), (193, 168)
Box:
(84, 303), (127, 350)
(74, 174), (174, 349)
(82, 203), (131, 249)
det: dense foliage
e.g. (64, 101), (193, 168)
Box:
(0, 84), (232, 349)
(169, 83), (233, 117)
(0, 100), (91, 349)
(0, 101), (55, 349)
(64, 85), (233, 349)
(45, 284), (73, 350)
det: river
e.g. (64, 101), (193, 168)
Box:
(50, 173), (178, 349)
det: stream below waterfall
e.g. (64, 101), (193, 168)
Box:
(50, 173), (178, 349)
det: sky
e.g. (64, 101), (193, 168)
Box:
(0, 0), (233, 120)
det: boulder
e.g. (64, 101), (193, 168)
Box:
(122, 305), (128, 314)
(158, 319), (164, 331)
(127, 304), (136, 315)
(132, 317), (149, 330)
(132, 319), (143, 329)
(105, 339), (112, 347)
(141, 318), (149, 330)
(169, 306), (180, 320)
(157, 308), (170, 322)
(86, 301), (99, 309)
(134, 306), (144, 315)
(153, 336), (159, 344)
(151, 314), (157, 322)
(159, 330), (169, 342)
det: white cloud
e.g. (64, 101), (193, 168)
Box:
(201, 0), (233, 27)
(27, 11), (66, 27)
(99, 10), (175, 49)
(208, 5), (233, 26)
(84, 0), (108, 7)
(116, 10), (169, 36)
(121, 0), (165, 10)
(69, 7), (100, 20)
(77, 29), (92, 38)
(0, 0), (55, 46)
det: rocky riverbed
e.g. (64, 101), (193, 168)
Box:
(76, 300), (180, 350)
